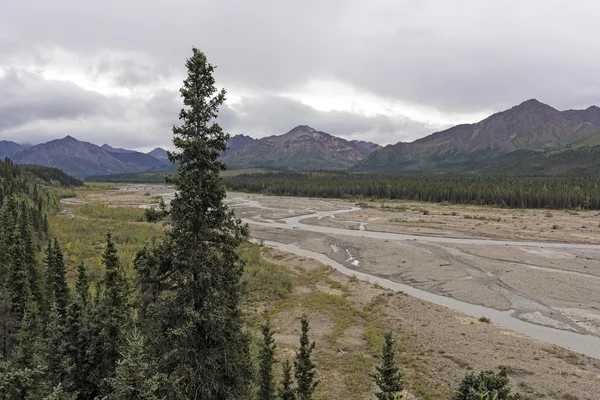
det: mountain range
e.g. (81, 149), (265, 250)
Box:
(3, 99), (600, 179)
(0, 125), (380, 178)
(351, 99), (600, 174)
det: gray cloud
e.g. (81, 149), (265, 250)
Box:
(219, 95), (440, 144)
(1, 0), (600, 147)
(0, 69), (122, 130)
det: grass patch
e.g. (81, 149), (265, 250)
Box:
(478, 316), (491, 323)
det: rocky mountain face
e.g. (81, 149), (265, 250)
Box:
(352, 99), (600, 173)
(12, 136), (167, 178)
(221, 125), (380, 170)
(223, 134), (256, 156)
(0, 140), (24, 158)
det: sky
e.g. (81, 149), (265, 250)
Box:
(1, 0), (600, 151)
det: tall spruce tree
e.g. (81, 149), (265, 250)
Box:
(90, 232), (129, 397)
(50, 240), (69, 317)
(65, 264), (92, 399)
(135, 47), (252, 398)
(8, 231), (31, 321)
(373, 332), (403, 400)
(258, 323), (277, 400)
(279, 359), (295, 400)
(13, 301), (43, 371)
(294, 315), (317, 400)
(18, 203), (44, 308)
(44, 302), (71, 391)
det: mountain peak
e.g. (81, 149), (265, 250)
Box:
(513, 98), (555, 111)
(289, 125), (317, 133)
(63, 135), (78, 141)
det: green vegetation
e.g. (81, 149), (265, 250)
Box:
(373, 332), (403, 400)
(259, 323), (277, 400)
(224, 170), (600, 209)
(295, 315), (318, 400)
(86, 167), (272, 183)
(453, 367), (523, 400)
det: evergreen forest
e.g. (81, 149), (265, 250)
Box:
(223, 171), (600, 210)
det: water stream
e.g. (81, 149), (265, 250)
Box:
(261, 240), (600, 359)
(236, 197), (600, 358)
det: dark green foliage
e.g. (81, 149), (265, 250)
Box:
(45, 240), (70, 318)
(17, 163), (83, 187)
(224, 171), (600, 210)
(44, 303), (71, 391)
(143, 199), (168, 223)
(0, 289), (18, 360)
(74, 264), (90, 309)
(258, 323), (277, 400)
(104, 330), (171, 400)
(453, 368), (523, 400)
(134, 47), (253, 399)
(0, 361), (46, 400)
(294, 315), (317, 400)
(8, 231), (31, 321)
(86, 170), (175, 184)
(89, 232), (129, 396)
(64, 264), (93, 399)
(0, 158), (83, 399)
(13, 302), (43, 371)
(279, 359), (295, 400)
(373, 332), (403, 400)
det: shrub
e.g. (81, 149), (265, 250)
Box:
(453, 367), (523, 400)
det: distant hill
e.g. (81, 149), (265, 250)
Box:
(11, 136), (166, 179)
(147, 147), (170, 162)
(221, 125), (380, 170)
(352, 99), (600, 173)
(0, 140), (25, 158)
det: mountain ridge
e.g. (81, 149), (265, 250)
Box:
(352, 99), (600, 173)
(11, 136), (167, 178)
(221, 125), (380, 170)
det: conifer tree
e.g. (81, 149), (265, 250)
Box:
(13, 302), (43, 371)
(50, 240), (69, 317)
(104, 330), (170, 400)
(45, 302), (71, 392)
(279, 359), (295, 400)
(74, 263), (90, 309)
(8, 231), (31, 320)
(65, 264), (92, 399)
(294, 315), (317, 400)
(18, 203), (43, 308)
(90, 232), (128, 397)
(135, 47), (252, 398)
(258, 323), (277, 400)
(373, 332), (403, 400)
(0, 288), (18, 360)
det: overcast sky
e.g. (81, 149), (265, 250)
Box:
(1, 0), (600, 151)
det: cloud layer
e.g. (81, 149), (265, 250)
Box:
(2, 0), (600, 149)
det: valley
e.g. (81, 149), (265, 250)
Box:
(58, 183), (600, 399)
